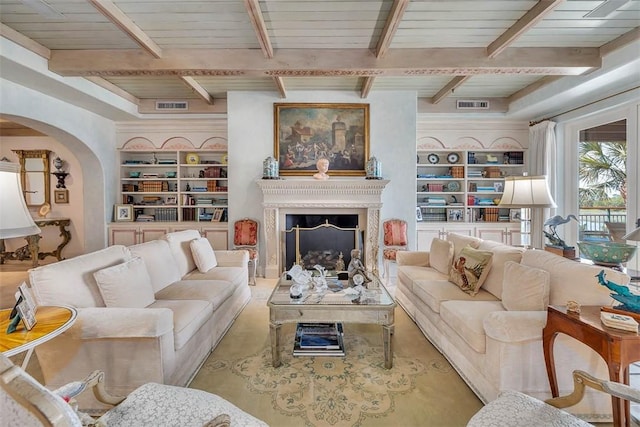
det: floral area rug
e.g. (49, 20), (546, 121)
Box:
(195, 327), (455, 427)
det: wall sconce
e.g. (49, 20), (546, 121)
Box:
(52, 156), (69, 189)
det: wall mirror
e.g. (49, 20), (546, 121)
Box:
(13, 149), (51, 207)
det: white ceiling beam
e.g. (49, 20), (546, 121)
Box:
(84, 76), (140, 105)
(49, 47), (600, 77)
(600, 27), (640, 57)
(376, 0), (410, 59)
(0, 23), (50, 59)
(87, 0), (162, 58)
(180, 76), (213, 105)
(487, 0), (564, 58)
(508, 75), (563, 104)
(430, 76), (471, 104)
(360, 77), (375, 98)
(273, 76), (286, 98)
(245, 0), (274, 59)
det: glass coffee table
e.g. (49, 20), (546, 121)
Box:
(267, 272), (396, 368)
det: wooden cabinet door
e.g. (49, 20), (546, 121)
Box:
(202, 227), (229, 250)
(416, 227), (443, 251)
(475, 227), (507, 243)
(109, 227), (139, 246)
(140, 227), (170, 243)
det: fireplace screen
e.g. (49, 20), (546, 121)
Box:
(283, 222), (363, 272)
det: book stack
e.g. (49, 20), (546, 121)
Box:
(293, 323), (345, 357)
(600, 311), (639, 332)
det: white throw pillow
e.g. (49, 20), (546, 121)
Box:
(501, 260), (550, 311)
(190, 237), (218, 273)
(429, 238), (454, 275)
(93, 257), (155, 308)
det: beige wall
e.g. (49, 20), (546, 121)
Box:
(0, 136), (84, 258)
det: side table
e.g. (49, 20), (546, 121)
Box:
(0, 305), (77, 369)
(543, 305), (640, 427)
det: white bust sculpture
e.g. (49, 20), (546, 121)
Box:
(313, 158), (330, 180)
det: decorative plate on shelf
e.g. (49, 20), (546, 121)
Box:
(446, 181), (461, 192)
(447, 152), (460, 164)
(185, 152), (200, 164)
(427, 153), (440, 164)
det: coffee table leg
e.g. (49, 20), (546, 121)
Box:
(270, 321), (281, 368)
(383, 324), (394, 369)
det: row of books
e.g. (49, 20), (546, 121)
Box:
(293, 323), (345, 357)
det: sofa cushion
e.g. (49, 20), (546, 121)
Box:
(184, 266), (246, 284)
(128, 239), (182, 293)
(155, 280), (236, 311)
(164, 230), (201, 278)
(94, 257), (156, 308)
(476, 242), (525, 298)
(413, 279), (498, 314)
(449, 246), (493, 296)
(148, 299), (213, 350)
(429, 238), (454, 275)
(440, 300), (505, 353)
(30, 245), (130, 308)
(398, 265), (449, 292)
(502, 261), (550, 311)
(520, 249), (630, 306)
(446, 232), (481, 258)
(190, 237), (218, 273)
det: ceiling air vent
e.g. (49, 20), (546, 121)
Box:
(155, 101), (189, 111)
(456, 100), (490, 110)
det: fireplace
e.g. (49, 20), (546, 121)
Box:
(256, 178), (389, 279)
(284, 214), (362, 271)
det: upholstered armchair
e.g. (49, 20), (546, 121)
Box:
(234, 218), (259, 285)
(382, 219), (408, 282)
(467, 370), (640, 426)
(0, 353), (268, 426)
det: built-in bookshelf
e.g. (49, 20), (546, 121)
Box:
(416, 149), (526, 224)
(119, 150), (228, 223)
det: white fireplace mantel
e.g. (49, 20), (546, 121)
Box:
(256, 178), (389, 278)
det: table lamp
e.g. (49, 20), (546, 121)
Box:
(498, 175), (556, 248)
(0, 159), (41, 239)
(622, 224), (640, 281)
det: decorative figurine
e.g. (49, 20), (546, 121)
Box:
(597, 270), (640, 313)
(347, 249), (370, 285)
(566, 300), (581, 314)
(335, 252), (345, 272)
(313, 157), (330, 180)
(544, 215), (579, 248)
(365, 156), (382, 179)
(262, 156), (279, 179)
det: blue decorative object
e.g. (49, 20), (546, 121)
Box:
(365, 156), (382, 179)
(262, 156), (279, 179)
(596, 270), (640, 313)
(578, 241), (637, 266)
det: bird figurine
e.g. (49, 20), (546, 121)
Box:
(544, 214), (578, 248)
(596, 270), (640, 313)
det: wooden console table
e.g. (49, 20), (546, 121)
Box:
(0, 218), (71, 267)
(543, 305), (640, 427)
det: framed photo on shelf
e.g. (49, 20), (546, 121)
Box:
(212, 208), (224, 222)
(165, 196), (177, 205)
(274, 103), (369, 176)
(447, 208), (465, 222)
(510, 209), (522, 222)
(416, 207), (423, 221)
(114, 204), (134, 222)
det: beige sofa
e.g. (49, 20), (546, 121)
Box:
(395, 233), (631, 422)
(29, 229), (250, 411)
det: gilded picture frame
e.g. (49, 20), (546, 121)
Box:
(274, 103), (370, 176)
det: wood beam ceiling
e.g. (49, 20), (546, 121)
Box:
(49, 48), (599, 77)
(180, 76), (213, 104)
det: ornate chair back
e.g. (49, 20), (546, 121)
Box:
(382, 219), (408, 282)
(233, 218), (259, 285)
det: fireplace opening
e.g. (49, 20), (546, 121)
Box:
(284, 214), (362, 272)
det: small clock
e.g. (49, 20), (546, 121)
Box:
(427, 153), (440, 164)
(447, 152), (460, 164)
(185, 152), (200, 164)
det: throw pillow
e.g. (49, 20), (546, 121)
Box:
(449, 245), (493, 296)
(501, 261), (550, 311)
(190, 237), (218, 273)
(429, 238), (454, 275)
(93, 257), (155, 308)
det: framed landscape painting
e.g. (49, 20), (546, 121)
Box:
(274, 103), (369, 176)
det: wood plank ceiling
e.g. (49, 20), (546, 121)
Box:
(0, 0), (638, 114)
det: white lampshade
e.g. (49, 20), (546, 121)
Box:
(623, 227), (640, 242)
(498, 175), (557, 208)
(0, 160), (41, 239)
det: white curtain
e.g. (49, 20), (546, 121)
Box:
(528, 121), (557, 249)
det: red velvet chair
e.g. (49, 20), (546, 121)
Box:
(382, 219), (408, 283)
(233, 218), (259, 285)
